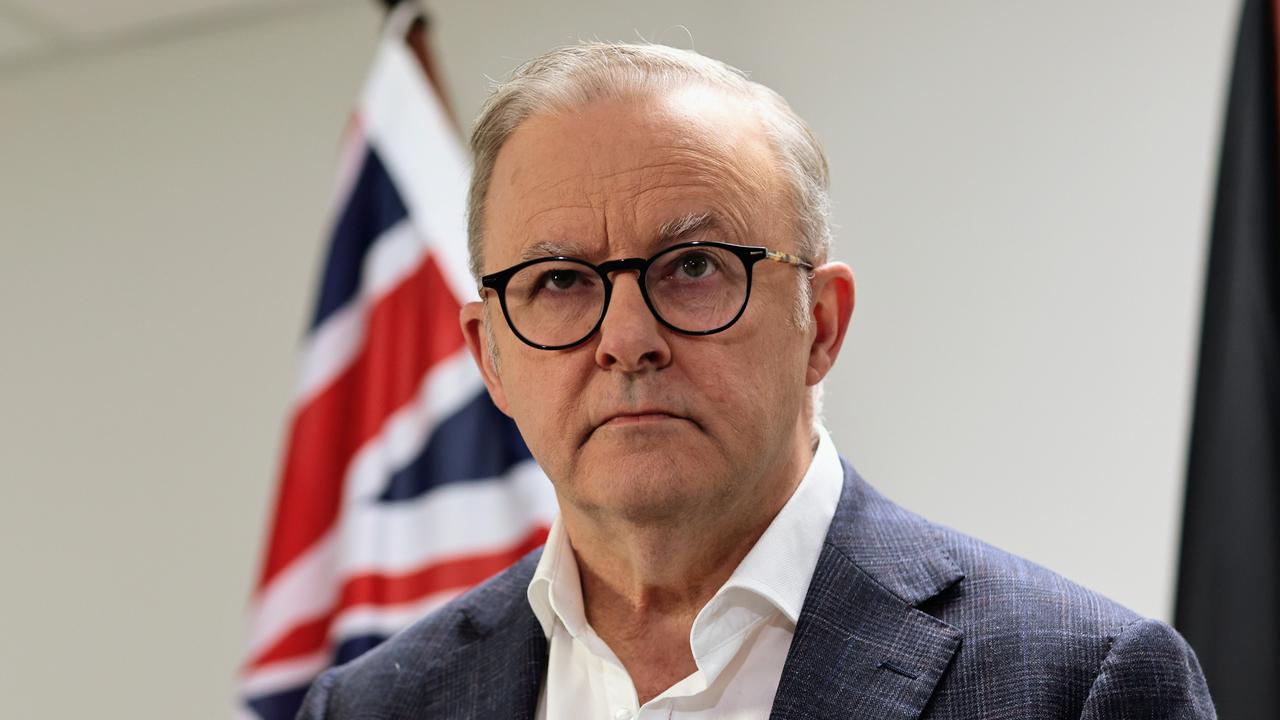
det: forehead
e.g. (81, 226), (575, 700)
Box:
(481, 87), (786, 267)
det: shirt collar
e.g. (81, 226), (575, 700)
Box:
(707, 424), (843, 626)
(527, 516), (582, 639)
(526, 426), (844, 645)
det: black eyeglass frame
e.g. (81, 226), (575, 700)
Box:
(479, 240), (815, 351)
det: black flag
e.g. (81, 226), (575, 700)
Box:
(1174, 0), (1279, 717)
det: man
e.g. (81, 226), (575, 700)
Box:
(299, 42), (1214, 719)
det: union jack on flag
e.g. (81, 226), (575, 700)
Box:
(237, 7), (556, 718)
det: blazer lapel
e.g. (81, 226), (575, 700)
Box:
(385, 554), (549, 720)
(771, 460), (965, 719)
(434, 613), (547, 719)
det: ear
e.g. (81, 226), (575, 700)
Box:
(805, 262), (855, 386)
(460, 299), (512, 416)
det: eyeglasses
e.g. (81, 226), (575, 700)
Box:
(479, 241), (814, 350)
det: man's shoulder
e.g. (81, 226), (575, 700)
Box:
(297, 548), (543, 718)
(828, 465), (1212, 716)
(923, 521), (1209, 715)
(929, 519), (1142, 632)
(832, 461), (1146, 635)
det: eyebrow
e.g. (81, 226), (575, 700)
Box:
(654, 211), (721, 247)
(518, 239), (589, 262)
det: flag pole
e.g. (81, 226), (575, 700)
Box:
(380, 0), (461, 134)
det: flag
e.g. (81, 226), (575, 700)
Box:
(236, 5), (556, 717)
(1174, 0), (1279, 716)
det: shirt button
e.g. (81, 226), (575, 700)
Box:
(612, 709), (632, 720)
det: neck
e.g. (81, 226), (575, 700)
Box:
(554, 423), (817, 699)
(571, 504), (772, 620)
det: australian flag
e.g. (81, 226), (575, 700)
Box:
(236, 5), (556, 718)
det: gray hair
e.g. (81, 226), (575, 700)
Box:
(465, 42), (832, 280)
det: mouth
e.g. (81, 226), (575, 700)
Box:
(588, 409), (697, 439)
(601, 412), (681, 426)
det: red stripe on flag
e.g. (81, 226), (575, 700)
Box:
(258, 254), (465, 588)
(246, 525), (548, 670)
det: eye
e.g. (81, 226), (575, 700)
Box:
(679, 253), (712, 278)
(668, 250), (721, 281)
(542, 268), (581, 290)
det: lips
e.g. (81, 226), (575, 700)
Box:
(601, 411), (680, 426)
(587, 407), (696, 439)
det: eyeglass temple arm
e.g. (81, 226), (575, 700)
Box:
(764, 249), (815, 271)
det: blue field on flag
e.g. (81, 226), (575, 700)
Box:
(238, 8), (555, 718)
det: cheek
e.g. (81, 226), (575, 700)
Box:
(696, 348), (785, 435)
(500, 354), (590, 461)
(710, 327), (810, 426)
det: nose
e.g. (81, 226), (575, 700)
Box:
(594, 271), (672, 372)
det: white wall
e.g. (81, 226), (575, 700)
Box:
(0, 0), (1238, 716)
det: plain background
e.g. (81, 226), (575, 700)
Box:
(0, 0), (1239, 716)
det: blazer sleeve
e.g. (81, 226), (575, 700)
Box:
(295, 668), (338, 720)
(1078, 618), (1216, 719)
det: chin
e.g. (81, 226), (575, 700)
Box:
(565, 443), (731, 523)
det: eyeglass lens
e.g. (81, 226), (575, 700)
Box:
(501, 244), (750, 347)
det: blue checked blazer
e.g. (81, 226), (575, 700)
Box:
(298, 460), (1215, 719)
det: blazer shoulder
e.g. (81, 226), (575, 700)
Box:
(921, 522), (1212, 716)
(929, 521), (1143, 641)
(829, 464), (1213, 717)
(829, 457), (1177, 652)
(1079, 616), (1215, 718)
(297, 548), (543, 718)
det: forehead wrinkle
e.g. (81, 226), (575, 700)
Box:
(631, 181), (751, 242)
(589, 158), (698, 186)
(510, 169), (598, 216)
(643, 144), (774, 231)
(584, 130), (771, 198)
(673, 144), (774, 200)
(522, 201), (597, 227)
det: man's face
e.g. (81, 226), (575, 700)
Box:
(463, 87), (823, 524)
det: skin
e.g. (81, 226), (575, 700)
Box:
(460, 85), (855, 704)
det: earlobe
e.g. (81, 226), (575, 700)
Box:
(459, 300), (512, 416)
(806, 263), (855, 386)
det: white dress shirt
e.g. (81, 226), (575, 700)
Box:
(527, 427), (845, 720)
